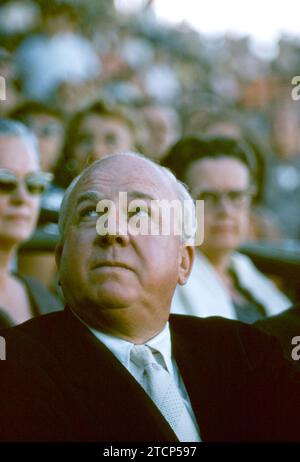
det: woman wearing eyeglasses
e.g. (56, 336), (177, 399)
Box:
(163, 136), (291, 323)
(0, 119), (63, 328)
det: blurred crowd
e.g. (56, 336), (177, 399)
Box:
(2, 0), (300, 236)
(1, 0), (300, 326)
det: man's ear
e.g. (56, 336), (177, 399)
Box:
(178, 244), (195, 286)
(55, 241), (63, 271)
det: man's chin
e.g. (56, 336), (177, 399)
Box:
(90, 289), (138, 311)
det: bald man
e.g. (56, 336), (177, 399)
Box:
(0, 152), (300, 442)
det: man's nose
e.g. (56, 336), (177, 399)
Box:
(216, 195), (235, 214)
(96, 209), (130, 247)
(97, 230), (130, 247)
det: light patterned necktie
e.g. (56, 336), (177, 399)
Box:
(130, 344), (200, 442)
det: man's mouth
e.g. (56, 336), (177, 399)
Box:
(91, 261), (133, 271)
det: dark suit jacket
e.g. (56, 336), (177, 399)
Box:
(255, 304), (300, 364)
(0, 308), (300, 442)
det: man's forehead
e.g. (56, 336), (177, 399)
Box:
(73, 156), (176, 200)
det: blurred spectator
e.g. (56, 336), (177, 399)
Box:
(163, 136), (291, 322)
(8, 101), (65, 290)
(9, 101), (64, 172)
(142, 61), (181, 103)
(54, 100), (136, 189)
(0, 118), (63, 328)
(184, 109), (283, 240)
(0, 47), (20, 116)
(265, 100), (300, 239)
(138, 103), (181, 161)
(15, 2), (101, 101)
(0, 1), (40, 37)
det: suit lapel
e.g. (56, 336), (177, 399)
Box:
(57, 308), (178, 441)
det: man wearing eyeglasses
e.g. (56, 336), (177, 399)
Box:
(0, 118), (63, 329)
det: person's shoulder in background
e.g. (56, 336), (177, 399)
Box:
(19, 273), (64, 313)
(255, 304), (300, 364)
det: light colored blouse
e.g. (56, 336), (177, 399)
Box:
(171, 251), (291, 321)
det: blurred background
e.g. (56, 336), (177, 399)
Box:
(1, 0), (300, 303)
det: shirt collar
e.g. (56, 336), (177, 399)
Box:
(145, 322), (173, 374)
(88, 321), (173, 374)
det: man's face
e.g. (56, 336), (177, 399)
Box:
(56, 156), (193, 330)
(0, 135), (41, 245)
(186, 157), (251, 256)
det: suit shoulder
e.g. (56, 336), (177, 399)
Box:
(255, 305), (300, 362)
(1, 310), (65, 338)
(0, 311), (66, 359)
(170, 313), (245, 337)
(256, 305), (300, 327)
(170, 314), (283, 370)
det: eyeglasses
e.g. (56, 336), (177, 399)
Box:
(0, 169), (53, 195)
(196, 189), (255, 209)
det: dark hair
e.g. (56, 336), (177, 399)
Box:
(9, 101), (63, 122)
(162, 135), (257, 186)
(54, 100), (135, 188)
(38, 0), (80, 22)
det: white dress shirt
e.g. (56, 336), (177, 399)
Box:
(87, 321), (201, 442)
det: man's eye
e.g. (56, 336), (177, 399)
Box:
(128, 206), (149, 218)
(79, 207), (99, 218)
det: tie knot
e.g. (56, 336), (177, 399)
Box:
(131, 345), (159, 369)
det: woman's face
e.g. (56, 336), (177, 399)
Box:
(72, 114), (134, 173)
(186, 157), (252, 257)
(0, 135), (41, 247)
